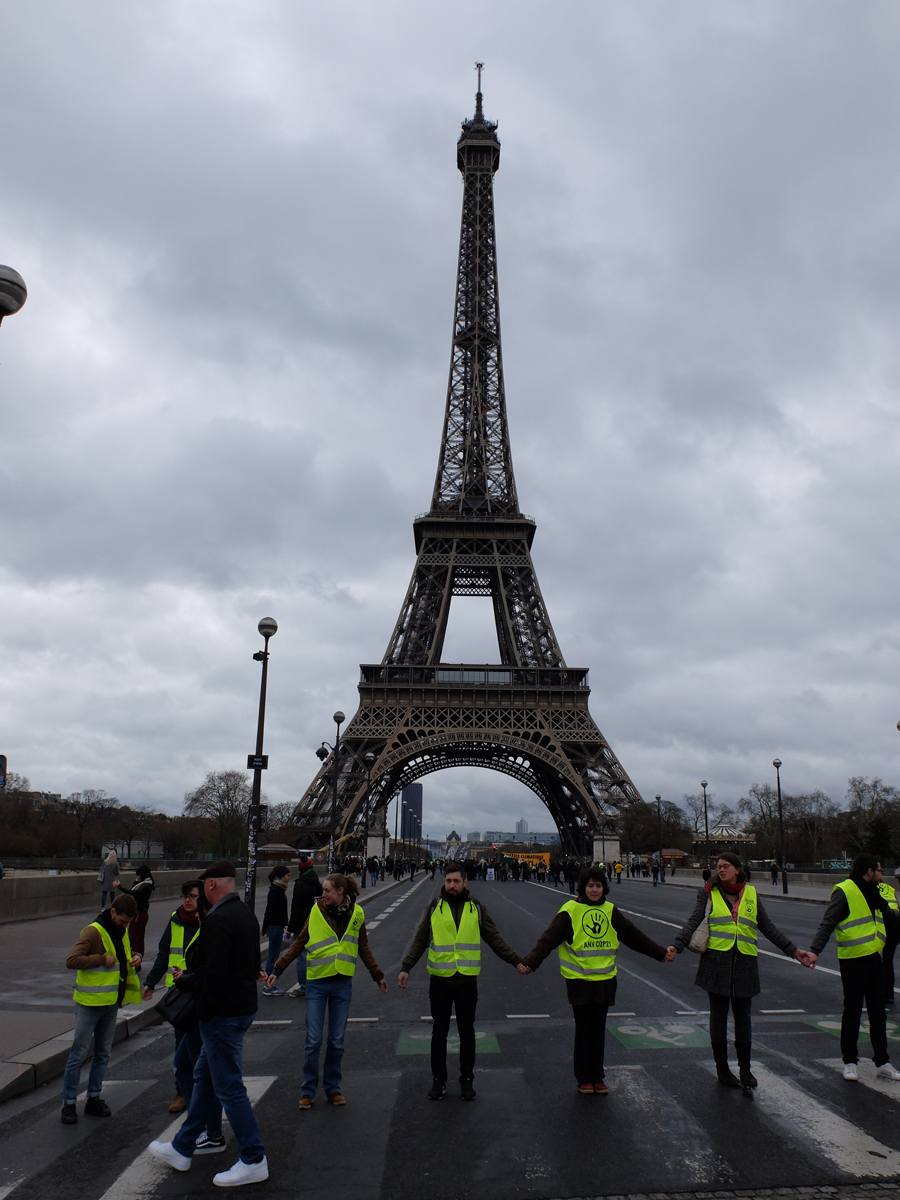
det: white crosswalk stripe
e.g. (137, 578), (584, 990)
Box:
(96, 1075), (277, 1200)
(820, 1058), (900, 1099)
(750, 1064), (900, 1176)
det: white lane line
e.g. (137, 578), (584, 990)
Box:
(677, 1010), (709, 1015)
(610, 1065), (733, 1185)
(618, 906), (842, 977)
(347, 1017), (378, 1022)
(611, 1011), (636, 1016)
(820, 1058), (900, 1100)
(616, 964), (700, 1013)
(96, 1075), (277, 1200)
(751, 1063), (900, 1176)
(420, 1016), (456, 1021)
(253, 1020), (291, 1026)
(507, 1014), (549, 1019)
(366, 920), (382, 927)
(762, 1009), (805, 1014)
(0, 1181), (25, 1200)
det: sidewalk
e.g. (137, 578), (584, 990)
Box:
(0, 868), (414, 1103)
(620, 873), (833, 904)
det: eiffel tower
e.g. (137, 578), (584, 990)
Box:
(292, 78), (643, 857)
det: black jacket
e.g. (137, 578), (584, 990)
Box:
(117, 878), (155, 913)
(289, 868), (323, 933)
(261, 883), (289, 932)
(194, 892), (261, 1021)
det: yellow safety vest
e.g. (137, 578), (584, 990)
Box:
(306, 902), (364, 979)
(164, 916), (201, 987)
(73, 921), (142, 1006)
(558, 899), (618, 981)
(707, 886), (758, 957)
(835, 880), (886, 958)
(427, 899), (482, 976)
(878, 882), (900, 913)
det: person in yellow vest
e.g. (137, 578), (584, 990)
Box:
(141, 879), (204, 1113)
(398, 860), (525, 1101)
(668, 852), (814, 1090)
(878, 874), (900, 1005)
(521, 864), (668, 1095)
(807, 853), (900, 1080)
(60, 892), (142, 1124)
(614, 861), (623, 885)
(268, 872), (387, 1108)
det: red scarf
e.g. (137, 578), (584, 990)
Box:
(704, 878), (745, 919)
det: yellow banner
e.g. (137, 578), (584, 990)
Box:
(504, 851), (550, 867)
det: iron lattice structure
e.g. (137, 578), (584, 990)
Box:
(292, 88), (643, 856)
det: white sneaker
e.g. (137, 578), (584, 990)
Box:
(149, 1140), (192, 1172)
(876, 1063), (900, 1080)
(843, 1063), (859, 1081)
(213, 1157), (269, 1187)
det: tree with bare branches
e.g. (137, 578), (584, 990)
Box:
(183, 770), (253, 856)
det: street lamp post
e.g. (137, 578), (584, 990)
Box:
(245, 617), (277, 913)
(315, 711), (345, 873)
(701, 781), (710, 873)
(361, 751), (375, 889)
(656, 794), (663, 876)
(0, 266), (27, 330)
(773, 757), (788, 895)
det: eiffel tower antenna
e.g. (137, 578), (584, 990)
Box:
(292, 87), (643, 859)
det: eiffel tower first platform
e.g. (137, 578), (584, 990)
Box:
(292, 82), (643, 858)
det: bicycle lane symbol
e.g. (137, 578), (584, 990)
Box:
(608, 1023), (710, 1049)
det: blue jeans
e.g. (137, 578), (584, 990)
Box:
(302, 975), (353, 1097)
(62, 1003), (118, 1103)
(101, 891), (113, 909)
(172, 1016), (265, 1165)
(173, 1022), (222, 1138)
(264, 927), (284, 978)
(370, 871), (378, 887)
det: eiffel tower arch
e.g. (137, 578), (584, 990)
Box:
(292, 83), (643, 858)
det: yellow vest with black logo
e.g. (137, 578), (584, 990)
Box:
(707, 886), (758, 957)
(558, 899), (618, 981)
(878, 882), (900, 913)
(73, 921), (142, 1006)
(164, 916), (201, 987)
(427, 899), (482, 976)
(834, 880), (886, 958)
(306, 902), (364, 979)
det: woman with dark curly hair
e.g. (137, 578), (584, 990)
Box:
(521, 864), (669, 1095)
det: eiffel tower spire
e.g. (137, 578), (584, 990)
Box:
(291, 82), (643, 859)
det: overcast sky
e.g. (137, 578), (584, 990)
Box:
(2, 1), (900, 840)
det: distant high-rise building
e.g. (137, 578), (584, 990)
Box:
(401, 783), (423, 843)
(467, 832), (482, 842)
(515, 818), (528, 836)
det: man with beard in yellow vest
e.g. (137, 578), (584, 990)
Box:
(61, 892), (142, 1124)
(398, 861), (527, 1101)
(808, 853), (900, 1080)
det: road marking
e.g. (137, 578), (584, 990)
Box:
(420, 1015), (456, 1021)
(253, 1020), (291, 1026)
(609, 1065), (733, 1184)
(610, 1011), (635, 1016)
(820, 1058), (900, 1098)
(0, 1181), (24, 1200)
(616, 963), (699, 1012)
(676, 1010), (709, 1015)
(761, 1008), (805, 1013)
(366, 920), (382, 927)
(397, 1029), (499, 1054)
(610, 1022), (710, 1049)
(750, 1063), (900, 1176)
(347, 1017), (378, 1022)
(506, 1013), (549, 1019)
(96, 1075), (277, 1200)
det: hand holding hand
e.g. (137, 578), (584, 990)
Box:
(112, 880), (120, 888)
(141, 986), (154, 1002)
(795, 949), (817, 969)
(398, 971), (409, 989)
(378, 978), (389, 994)
(516, 963), (531, 975)
(664, 946), (677, 962)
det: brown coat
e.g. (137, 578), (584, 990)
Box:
(66, 922), (137, 970)
(273, 898), (384, 983)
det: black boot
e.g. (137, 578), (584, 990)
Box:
(712, 1041), (740, 1087)
(735, 1041), (757, 1088)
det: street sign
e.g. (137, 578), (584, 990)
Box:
(247, 755), (269, 769)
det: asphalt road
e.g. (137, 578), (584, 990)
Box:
(2, 874), (899, 1200)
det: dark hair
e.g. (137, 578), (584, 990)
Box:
(326, 872), (360, 900)
(714, 852), (747, 884)
(135, 865), (155, 884)
(268, 864), (290, 883)
(576, 866), (609, 898)
(853, 853), (882, 876)
(444, 862), (467, 879)
(111, 893), (138, 917)
(181, 879), (203, 898)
